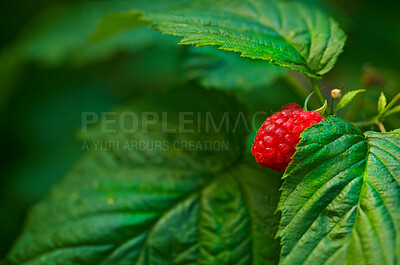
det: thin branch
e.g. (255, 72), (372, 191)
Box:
(377, 121), (387, 132)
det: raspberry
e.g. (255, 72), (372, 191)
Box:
(252, 103), (324, 172)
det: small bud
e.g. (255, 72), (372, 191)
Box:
(331, 86), (343, 99)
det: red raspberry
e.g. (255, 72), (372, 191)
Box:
(252, 103), (324, 172)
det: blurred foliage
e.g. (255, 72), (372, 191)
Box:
(0, 0), (399, 259)
(183, 46), (287, 91)
(4, 87), (283, 264)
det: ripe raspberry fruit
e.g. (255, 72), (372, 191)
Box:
(252, 103), (324, 172)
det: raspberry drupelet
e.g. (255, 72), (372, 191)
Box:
(252, 103), (324, 172)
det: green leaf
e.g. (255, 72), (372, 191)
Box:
(139, 0), (346, 78)
(277, 115), (400, 265)
(378, 92), (387, 113)
(335, 89), (366, 112)
(183, 46), (287, 91)
(4, 87), (282, 265)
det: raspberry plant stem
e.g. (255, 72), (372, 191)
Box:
(353, 119), (377, 128)
(310, 78), (325, 106)
(354, 92), (400, 129)
(377, 121), (387, 132)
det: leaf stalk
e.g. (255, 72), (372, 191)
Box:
(310, 78), (325, 106)
(353, 93), (400, 131)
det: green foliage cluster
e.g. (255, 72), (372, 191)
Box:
(1, 0), (399, 264)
